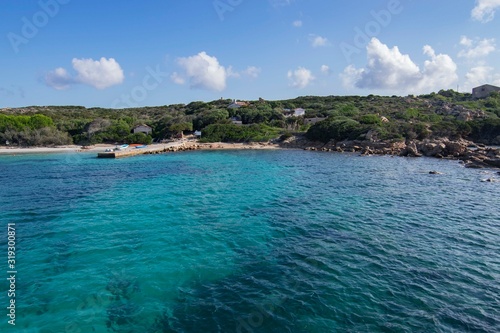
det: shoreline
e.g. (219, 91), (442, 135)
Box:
(0, 144), (116, 155)
(0, 141), (280, 156)
(1, 139), (499, 170)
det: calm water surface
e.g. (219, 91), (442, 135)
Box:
(0, 150), (498, 332)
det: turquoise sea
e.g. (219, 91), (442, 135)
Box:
(0, 150), (499, 332)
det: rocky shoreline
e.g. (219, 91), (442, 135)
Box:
(280, 135), (500, 170)
(138, 136), (500, 170)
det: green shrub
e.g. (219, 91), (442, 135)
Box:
(200, 124), (281, 142)
(359, 114), (382, 125)
(125, 133), (153, 144)
(306, 118), (363, 142)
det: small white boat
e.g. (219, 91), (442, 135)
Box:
(114, 144), (129, 151)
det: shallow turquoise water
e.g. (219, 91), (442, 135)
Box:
(0, 150), (499, 332)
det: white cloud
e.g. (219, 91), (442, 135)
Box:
(174, 52), (259, 91)
(420, 45), (458, 92)
(464, 65), (500, 89)
(341, 38), (457, 94)
(472, 0), (500, 22)
(310, 35), (328, 47)
(288, 67), (314, 88)
(458, 36), (496, 58)
(226, 66), (240, 78)
(341, 65), (363, 88)
(243, 66), (261, 78)
(45, 67), (75, 90)
(45, 57), (124, 90)
(226, 65), (261, 79)
(72, 57), (124, 89)
(292, 20), (303, 27)
(170, 72), (185, 85)
(177, 52), (227, 92)
(460, 36), (473, 48)
(321, 65), (331, 75)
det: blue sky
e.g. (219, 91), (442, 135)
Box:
(1, 0), (500, 108)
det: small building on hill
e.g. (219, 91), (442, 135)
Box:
(472, 84), (500, 99)
(132, 124), (152, 135)
(228, 100), (249, 109)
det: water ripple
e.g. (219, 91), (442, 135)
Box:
(0, 151), (499, 332)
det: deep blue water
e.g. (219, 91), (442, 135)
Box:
(0, 150), (499, 332)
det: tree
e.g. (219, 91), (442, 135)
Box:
(169, 122), (193, 137)
(125, 132), (152, 144)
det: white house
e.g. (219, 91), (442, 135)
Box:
(472, 84), (500, 99)
(132, 124), (152, 135)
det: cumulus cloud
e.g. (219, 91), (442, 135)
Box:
(321, 65), (331, 75)
(72, 58), (124, 89)
(292, 20), (303, 27)
(176, 52), (227, 92)
(288, 67), (314, 88)
(341, 38), (457, 94)
(45, 57), (124, 90)
(310, 35), (328, 47)
(472, 0), (500, 22)
(45, 67), (75, 90)
(458, 36), (496, 58)
(173, 52), (260, 91)
(465, 65), (500, 89)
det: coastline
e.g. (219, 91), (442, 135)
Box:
(0, 144), (116, 155)
(0, 141), (280, 156)
(1, 138), (499, 170)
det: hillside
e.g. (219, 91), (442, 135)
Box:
(1, 90), (499, 147)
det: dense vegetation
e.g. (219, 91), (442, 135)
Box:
(1, 90), (499, 146)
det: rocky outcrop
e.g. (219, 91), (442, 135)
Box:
(434, 102), (486, 121)
(416, 138), (469, 158)
(400, 141), (422, 157)
(460, 147), (500, 169)
(279, 135), (500, 169)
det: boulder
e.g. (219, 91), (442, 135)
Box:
(419, 141), (446, 157)
(401, 141), (422, 157)
(444, 140), (468, 157)
(484, 158), (500, 168)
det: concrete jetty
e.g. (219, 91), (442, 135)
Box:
(97, 143), (185, 158)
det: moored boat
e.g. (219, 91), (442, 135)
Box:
(114, 144), (129, 151)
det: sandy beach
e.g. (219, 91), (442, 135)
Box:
(0, 141), (280, 156)
(0, 144), (116, 155)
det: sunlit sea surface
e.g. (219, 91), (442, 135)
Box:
(0, 150), (498, 332)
